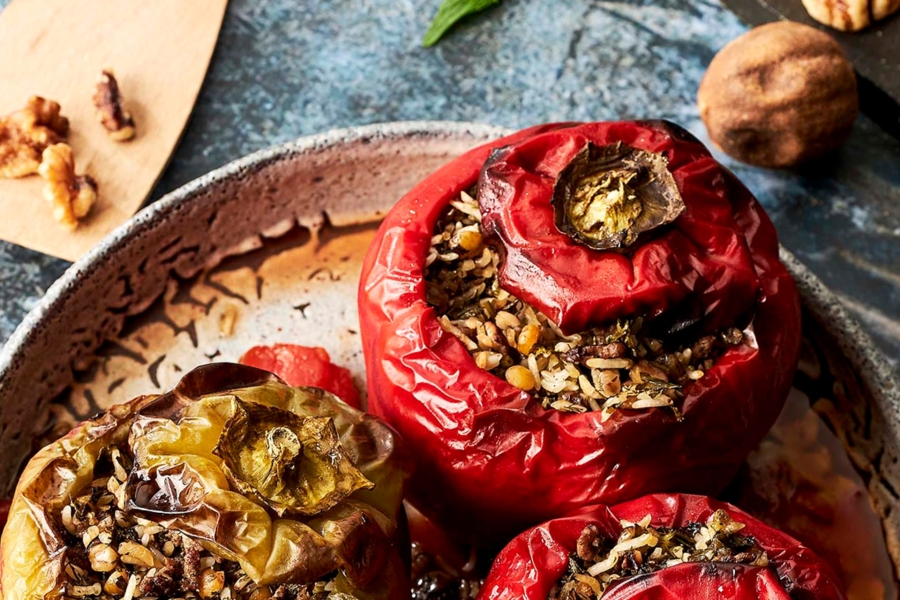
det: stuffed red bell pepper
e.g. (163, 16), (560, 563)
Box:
(0, 363), (412, 600)
(479, 494), (846, 600)
(358, 121), (801, 543)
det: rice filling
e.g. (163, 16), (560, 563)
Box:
(55, 444), (340, 600)
(550, 511), (769, 599)
(424, 191), (746, 418)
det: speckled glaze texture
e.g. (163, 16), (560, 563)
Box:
(0, 122), (506, 485)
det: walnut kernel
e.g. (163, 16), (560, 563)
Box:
(698, 22), (858, 168)
(38, 143), (98, 230)
(93, 70), (135, 141)
(0, 96), (69, 178)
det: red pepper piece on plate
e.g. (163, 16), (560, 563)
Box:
(240, 344), (361, 409)
(479, 494), (847, 600)
(358, 121), (801, 545)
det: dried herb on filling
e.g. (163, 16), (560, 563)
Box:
(550, 511), (769, 600)
(425, 191), (743, 418)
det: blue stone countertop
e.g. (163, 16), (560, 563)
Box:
(1, 0), (899, 368)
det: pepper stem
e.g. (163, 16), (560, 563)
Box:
(553, 142), (685, 250)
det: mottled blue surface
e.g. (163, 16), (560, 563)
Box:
(1, 0), (899, 364)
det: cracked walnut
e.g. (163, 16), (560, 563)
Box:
(94, 70), (136, 141)
(38, 143), (97, 230)
(802, 0), (900, 31)
(0, 96), (69, 178)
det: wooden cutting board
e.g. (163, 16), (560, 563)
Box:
(0, 0), (228, 261)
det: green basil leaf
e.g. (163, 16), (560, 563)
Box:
(423, 0), (502, 47)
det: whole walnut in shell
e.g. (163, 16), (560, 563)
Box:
(698, 22), (858, 168)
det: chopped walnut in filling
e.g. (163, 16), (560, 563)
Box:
(425, 191), (745, 417)
(56, 444), (339, 600)
(551, 511), (769, 599)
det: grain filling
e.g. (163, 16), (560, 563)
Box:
(55, 445), (339, 600)
(425, 191), (745, 418)
(551, 511), (769, 599)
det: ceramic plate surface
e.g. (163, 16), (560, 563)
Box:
(0, 121), (898, 584)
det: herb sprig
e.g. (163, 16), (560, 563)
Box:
(423, 0), (503, 47)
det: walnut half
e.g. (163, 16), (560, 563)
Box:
(802, 0), (900, 31)
(93, 70), (135, 141)
(0, 96), (69, 178)
(38, 143), (98, 230)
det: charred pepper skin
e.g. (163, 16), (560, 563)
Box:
(358, 121), (801, 545)
(478, 494), (847, 600)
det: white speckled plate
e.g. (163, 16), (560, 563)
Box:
(0, 122), (898, 591)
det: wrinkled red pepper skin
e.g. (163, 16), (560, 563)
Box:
(478, 494), (847, 600)
(358, 122), (801, 544)
(240, 344), (361, 409)
(478, 122), (761, 334)
(598, 564), (792, 600)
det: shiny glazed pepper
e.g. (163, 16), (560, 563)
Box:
(358, 121), (801, 544)
(477, 122), (761, 335)
(478, 494), (847, 600)
(0, 363), (412, 600)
